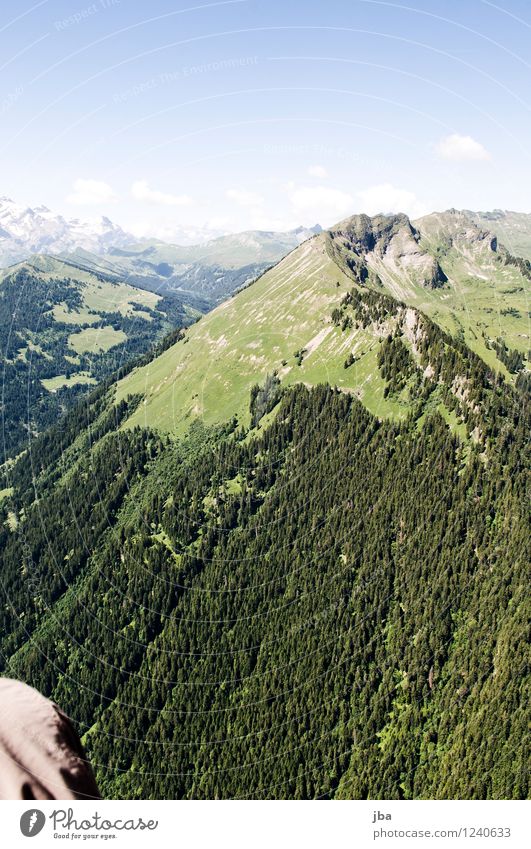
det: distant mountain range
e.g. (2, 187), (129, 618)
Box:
(63, 224), (322, 304)
(2, 195), (530, 291)
(0, 195), (322, 307)
(0, 195), (233, 261)
(0, 196), (133, 264)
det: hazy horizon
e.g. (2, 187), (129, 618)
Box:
(1, 191), (530, 248)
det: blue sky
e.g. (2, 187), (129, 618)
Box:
(1, 0), (530, 237)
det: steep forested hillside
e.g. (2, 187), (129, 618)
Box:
(0, 256), (197, 457)
(0, 252), (528, 798)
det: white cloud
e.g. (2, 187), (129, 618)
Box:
(435, 134), (491, 162)
(128, 219), (224, 243)
(226, 188), (264, 207)
(67, 178), (116, 205)
(247, 213), (301, 232)
(131, 180), (191, 206)
(288, 184), (353, 223)
(356, 183), (427, 219)
(307, 165), (328, 178)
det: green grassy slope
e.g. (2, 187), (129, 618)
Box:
(116, 212), (529, 436)
(414, 211), (529, 366)
(0, 253), (161, 308)
(116, 235), (411, 432)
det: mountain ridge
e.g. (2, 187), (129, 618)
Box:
(0, 194), (322, 271)
(115, 209), (529, 437)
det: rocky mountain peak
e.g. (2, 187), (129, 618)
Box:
(0, 197), (134, 266)
(328, 212), (447, 290)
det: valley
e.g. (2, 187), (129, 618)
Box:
(0, 255), (194, 456)
(0, 214), (319, 457)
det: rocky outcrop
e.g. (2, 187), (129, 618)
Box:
(327, 213), (448, 290)
(415, 209), (499, 255)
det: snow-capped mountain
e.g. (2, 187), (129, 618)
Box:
(0, 197), (323, 267)
(0, 196), (134, 266)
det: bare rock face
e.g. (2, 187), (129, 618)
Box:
(327, 213), (448, 290)
(331, 212), (414, 255)
(415, 209), (499, 256)
(462, 209), (531, 261)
